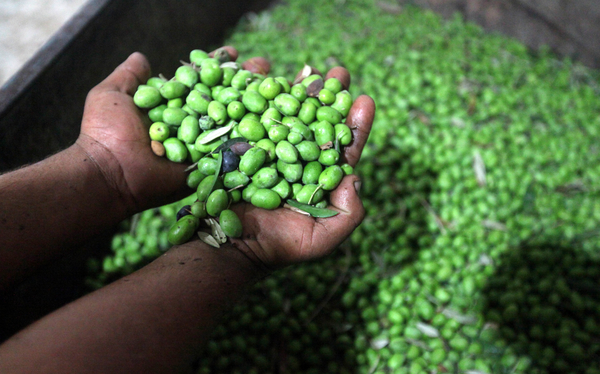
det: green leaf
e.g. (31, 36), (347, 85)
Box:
(285, 199), (339, 218)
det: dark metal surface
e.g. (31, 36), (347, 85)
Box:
(0, 0), (273, 172)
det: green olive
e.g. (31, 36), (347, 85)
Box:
(296, 184), (324, 205)
(251, 189), (282, 210)
(149, 122), (170, 142)
(200, 65), (223, 87)
(255, 139), (276, 162)
(196, 175), (224, 202)
(227, 100), (246, 120)
(316, 106), (342, 125)
(242, 182), (259, 202)
(177, 116), (200, 144)
(268, 125), (290, 143)
(275, 140), (299, 163)
(231, 70), (253, 90)
(162, 107), (188, 126)
(314, 120), (335, 146)
(318, 88), (336, 105)
(290, 84), (308, 102)
(167, 215), (199, 245)
(239, 117), (266, 142)
(319, 165), (344, 190)
(295, 140), (321, 161)
(219, 209), (243, 238)
(148, 104), (167, 122)
(239, 147), (267, 176)
(206, 189), (229, 217)
(167, 98), (183, 108)
(186, 90), (212, 114)
(318, 149), (340, 166)
(146, 76), (167, 89)
(160, 81), (188, 100)
(298, 101), (317, 125)
(198, 157), (219, 175)
(224, 170), (250, 189)
(175, 65), (199, 88)
(187, 169), (207, 189)
(221, 67), (236, 87)
(252, 167), (279, 188)
(258, 77), (282, 100)
(274, 77), (291, 93)
(243, 90), (269, 114)
(193, 82), (212, 96)
(276, 159), (303, 182)
(189, 49), (209, 65)
(217, 87), (242, 105)
(134, 85), (163, 108)
(271, 177), (292, 199)
(274, 93), (301, 116)
(331, 90), (352, 117)
(185, 143), (204, 163)
(302, 161), (323, 185)
(208, 101), (228, 125)
(335, 123), (353, 145)
(324, 77), (343, 94)
(163, 137), (188, 163)
(190, 201), (207, 218)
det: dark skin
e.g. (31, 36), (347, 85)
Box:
(0, 47), (375, 373)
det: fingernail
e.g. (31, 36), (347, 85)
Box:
(354, 180), (362, 194)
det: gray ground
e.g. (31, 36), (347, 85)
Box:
(0, 0), (87, 86)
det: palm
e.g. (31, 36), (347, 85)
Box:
(231, 95), (375, 269)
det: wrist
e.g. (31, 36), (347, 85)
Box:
(74, 135), (138, 217)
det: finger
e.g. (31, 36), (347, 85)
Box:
(325, 66), (351, 90)
(343, 95), (376, 167)
(93, 52), (151, 96)
(242, 57), (271, 75)
(312, 175), (365, 250)
(209, 46), (239, 61)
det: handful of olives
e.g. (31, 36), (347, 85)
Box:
(133, 48), (355, 246)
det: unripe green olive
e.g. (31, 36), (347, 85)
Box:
(219, 209), (243, 238)
(133, 85), (163, 108)
(251, 189), (282, 210)
(206, 189), (229, 217)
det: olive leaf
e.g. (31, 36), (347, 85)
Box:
(293, 64), (313, 85)
(285, 199), (339, 218)
(198, 231), (220, 248)
(415, 322), (440, 338)
(205, 218), (227, 244)
(197, 122), (237, 145)
(209, 137), (248, 155)
(206, 151), (223, 196)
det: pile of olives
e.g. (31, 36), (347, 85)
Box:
(89, 1), (600, 373)
(133, 50), (355, 246)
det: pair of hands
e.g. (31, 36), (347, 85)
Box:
(78, 46), (375, 271)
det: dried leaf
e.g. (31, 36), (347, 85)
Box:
(220, 61), (241, 70)
(481, 219), (506, 231)
(306, 78), (324, 97)
(370, 337), (389, 350)
(283, 203), (312, 217)
(320, 141), (334, 150)
(206, 218), (227, 244)
(293, 64), (314, 85)
(416, 322), (439, 338)
(473, 150), (486, 187)
(198, 231), (220, 248)
(197, 122), (236, 145)
(184, 161), (199, 172)
(442, 308), (477, 325)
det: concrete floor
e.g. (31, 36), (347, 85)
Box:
(0, 0), (87, 86)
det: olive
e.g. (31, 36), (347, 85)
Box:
(222, 150), (240, 173)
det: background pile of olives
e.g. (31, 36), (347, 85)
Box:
(87, 1), (600, 373)
(133, 49), (355, 246)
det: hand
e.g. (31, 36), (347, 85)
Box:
(229, 67), (376, 270)
(76, 47), (270, 214)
